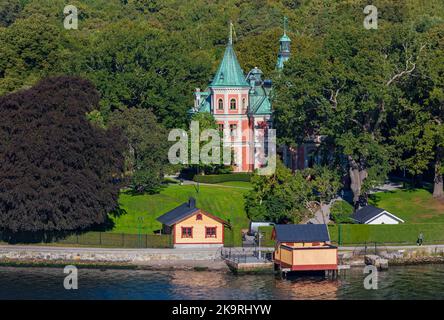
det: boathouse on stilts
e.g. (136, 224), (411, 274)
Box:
(272, 224), (338, 278)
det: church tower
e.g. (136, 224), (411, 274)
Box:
(191, 22), (273, 172)
(276, 17), (291, 70)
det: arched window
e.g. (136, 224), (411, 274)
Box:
(242, 98), (246, 110)
(218, 99), (223, 110)
(230, 99), (236, 110)
(196, 214), (202, 220)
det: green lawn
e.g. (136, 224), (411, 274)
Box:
(260, 187), (444, 246)
(328, 223), (444, 245)
(110, 184), (250, 246)
(369, 188), (444, 223)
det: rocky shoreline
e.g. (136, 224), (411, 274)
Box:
(388, 256), (444, 266)
(2, 245), (444, 272)
(0, 257), (230, 271)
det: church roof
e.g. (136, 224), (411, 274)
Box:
(249, 85), (272, 115)
(280, 34), (291, 42)
(210, 44), (249, 88)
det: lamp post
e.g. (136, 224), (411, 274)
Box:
(257, 232), (263, 260)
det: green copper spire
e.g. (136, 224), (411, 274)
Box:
(276, 16), (291, 70)
(210, 22), (249, 87)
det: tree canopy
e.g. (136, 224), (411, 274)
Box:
(0, 77), (125, 235)
(109, 108), (170, 193)
(273, 0), (444, 203)
(1, 0), (443, 222)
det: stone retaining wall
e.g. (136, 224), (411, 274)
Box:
(0, 247), (222, 263)
(340, 245), (444, 266)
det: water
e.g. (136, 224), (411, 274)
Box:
(1, 265), (444, 300)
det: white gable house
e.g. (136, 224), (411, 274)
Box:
(352, 205), (405, 225)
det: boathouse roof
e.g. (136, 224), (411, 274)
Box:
(273, 224), (330, 243)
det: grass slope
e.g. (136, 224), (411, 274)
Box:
(369, 188), (444, 223)
(111, 184), (250, 245)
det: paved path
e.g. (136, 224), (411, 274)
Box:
(2, 244), (443, 253)
(181, 180), (251, 190)
(165, 175), (252, 190)
(308, 203), (331, 224)
(0, 244), (221, 253)
(369, 181), (404, 194)
(338, 244), (444, 251)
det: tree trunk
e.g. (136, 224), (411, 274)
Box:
(349, 157), (368, 208)
(433, 148), (443, 199)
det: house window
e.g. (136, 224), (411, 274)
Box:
(205, 227), (217, 238)
(242, 98), (246, 110)
(218, 123), (224, 132)
(181, 227), (193, 238)
(230, 98), (236, 110)
(230, 124), (237, 136)
(218, 99), (223, 110)
(196, 214), (202, 220)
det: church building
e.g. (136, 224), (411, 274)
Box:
(190, 20), (315, 173)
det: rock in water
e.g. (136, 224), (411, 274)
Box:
(365, 254), (389, 270)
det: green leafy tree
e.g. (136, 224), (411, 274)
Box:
(311, 165), (341, 219)
(109, 108), (169, 194)
(330, 200), (354, 224)
(245, 160), (313, 223)
(0, 0), (24, 27)
(188, 112), (230, 175)
(393, 22), (444, 198)
(68, 20), (212, 127)
(0, 14), (67, 95)
(273, 3), (431, 206)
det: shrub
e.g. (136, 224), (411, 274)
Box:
(330, 200), (354, 223)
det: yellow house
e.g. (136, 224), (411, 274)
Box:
(157, 198), (229, 248)
(272, 224), (338, 272)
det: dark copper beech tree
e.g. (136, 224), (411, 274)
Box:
(0, 77), (125, 237)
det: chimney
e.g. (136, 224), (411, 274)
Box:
(188, 197), (196, 209)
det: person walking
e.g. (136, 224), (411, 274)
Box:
(417, 232), (424, 246)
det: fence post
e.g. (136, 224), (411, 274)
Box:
(99, 232), (102, 246)
(145, 234), (148, 248)
(338, 224), (342, 246)
(122, 233), (124, 247)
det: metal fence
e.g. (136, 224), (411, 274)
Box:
(220, 247), (274, 263)
(0, 231), (173, 248)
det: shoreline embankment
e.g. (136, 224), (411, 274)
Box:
(1, 244), (444, 271)
(0, 245), (229, 271)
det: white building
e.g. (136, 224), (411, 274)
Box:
(352, 205), (405, 225)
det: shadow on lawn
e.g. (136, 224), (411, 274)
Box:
(122, 183), (170, 197)
(0, 210), (123, 244)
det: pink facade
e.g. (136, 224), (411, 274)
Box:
(191, 30), (274, 172)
